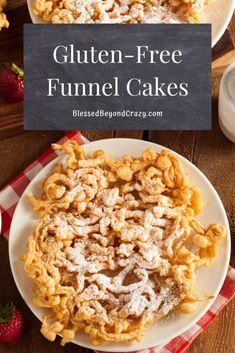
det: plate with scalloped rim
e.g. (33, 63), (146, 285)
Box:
(26, 0), (234, 47)
(9, 138), (230, 352)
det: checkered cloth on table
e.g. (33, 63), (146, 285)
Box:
(0, 130), (234, 353)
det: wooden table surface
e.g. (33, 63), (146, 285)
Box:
(0, 4), (235, 353)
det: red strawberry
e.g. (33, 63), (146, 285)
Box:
(0, 302), (24, 344)
(0, 63), (24, 103)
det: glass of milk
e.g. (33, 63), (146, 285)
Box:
(219, 61), (235, 143)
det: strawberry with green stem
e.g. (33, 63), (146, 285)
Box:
(0, 302), (24, 344)
(0, 63), (24, 103)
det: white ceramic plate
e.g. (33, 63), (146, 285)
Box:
(9, 138), (230, 352)
(26, 0), (234, 47)
(206, 0), (234, 47)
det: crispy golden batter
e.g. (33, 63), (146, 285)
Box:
(0, 0), (9, 29)
(33, 0), (211, 24)
(23, 140), (225, 346)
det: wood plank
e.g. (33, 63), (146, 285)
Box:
(0, 5), (29, 138)
(212, 50), (235, 102)
(0, 101), (23, 139)
(212, 30), (234, 61)
(6, 0), (26, 10)
(228, 18), (235, 47)
(67, 343), (91, 353)
(193, 107), (235, 258)
(0, 6), (30, 64)
(187, 300), (235, 353)
(80, 130), (114, 141)
(212, 49), (235, 79)
(114, 131), (144, 139)
(148, 131), (197, 162)
(0, 131), (64, 187)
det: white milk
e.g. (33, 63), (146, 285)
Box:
(219, 61), (235, 143)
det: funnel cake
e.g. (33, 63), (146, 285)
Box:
(33, 0), (211, 24)
(23, 141), (225, 346)
(0, 0), (9, 29)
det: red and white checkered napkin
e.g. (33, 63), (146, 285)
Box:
(0, 130), (235, 353)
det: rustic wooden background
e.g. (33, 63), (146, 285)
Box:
(0, 4), (235, 353)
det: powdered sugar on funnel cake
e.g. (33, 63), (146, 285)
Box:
(22, 141), (226, 346)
